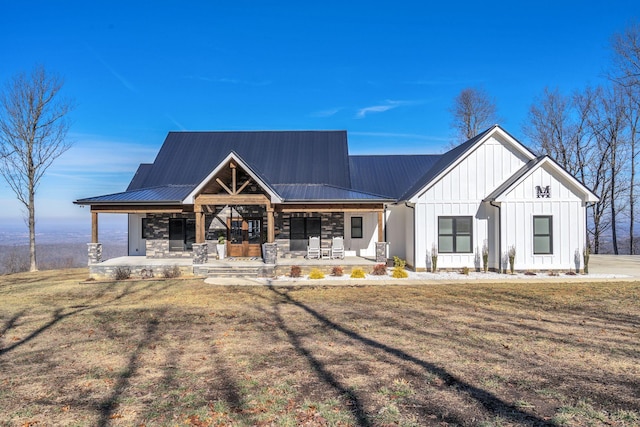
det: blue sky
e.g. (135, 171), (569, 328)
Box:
(1, 1), (638, 231)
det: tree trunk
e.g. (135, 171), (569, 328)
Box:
(631, 138), (636, 254)
(28, 158), (37, 271)
(611, 155), (619, 255)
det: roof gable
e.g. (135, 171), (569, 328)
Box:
(404, 125), (537, 202)
(484, 155), (599, 203)
(183, 151), (282, 204)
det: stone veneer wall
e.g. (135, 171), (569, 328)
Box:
(146, 208), (269, 259)
(275, 212), (344, 258)
(145, 213), (196, 259)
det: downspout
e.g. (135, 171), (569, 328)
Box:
(383, 204), (388, 242)
(489, 201), (501, 273)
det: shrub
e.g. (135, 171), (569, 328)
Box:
(461, 266), (469, 275)
(508, 245), (516, 273)
(113, 266), (131, 281)
(308, 268), (325, 279)
(1, 247), (29, 274)
(566, 270), (577, 276)
(431, 244), (438, 272)
(372, 263), (387, 275)
(331, 266), (344, 276)
(393, 256), (406, 268)
(350, 267), (366, 279)
(162, 265), (181, 278)
(290, 265), (302, 278)
(392, 266), (408, 278)
(140, 268), (154, 279)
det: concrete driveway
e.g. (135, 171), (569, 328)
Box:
(589, 254), (640, 277)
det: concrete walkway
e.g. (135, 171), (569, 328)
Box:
(588, 254), (640, 277)
(203, 254), (640, 285)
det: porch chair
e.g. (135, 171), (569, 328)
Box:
(331, 236), (345, 259)
(307, 236), (321, 259)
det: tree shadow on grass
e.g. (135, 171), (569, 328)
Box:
(266, 283), (551, 426)
(270, 294), (373, 426)
(0, 280), (172, 357)
(97, 307), (167, 427)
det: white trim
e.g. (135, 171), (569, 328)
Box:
(182, 152), (283, 204)
(408, 126), (536, 203)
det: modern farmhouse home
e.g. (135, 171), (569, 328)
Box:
(75, 125), (598, 274)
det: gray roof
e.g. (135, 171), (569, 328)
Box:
(129, 131), (351, 190)
(76, 185), (193, 204)
(76, 125), (539, 205)
(349, 155), (440, 199)
(273, 184), (393, 202)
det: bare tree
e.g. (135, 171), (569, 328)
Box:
(610, 23), (640, 89)
(450, 87), (498, 141)
(609, 23), (640, 254)
(589, 86), (628, 254)
(0, 66), (74, 271)
(621, 86), (640, 253)
(524, 86), (614, 253)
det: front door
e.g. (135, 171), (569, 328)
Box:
(228, 218), (262, 257)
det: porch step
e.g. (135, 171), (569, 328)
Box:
(194, 265), (271, 278)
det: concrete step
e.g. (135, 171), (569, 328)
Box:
(194, 265), (270, 278)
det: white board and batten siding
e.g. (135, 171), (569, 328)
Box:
(412, 134), (532, 271)
(498, 163), (587, 271)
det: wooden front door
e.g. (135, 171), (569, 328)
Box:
(228, 218), (262, 257)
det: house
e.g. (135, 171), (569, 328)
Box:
(74, 125), (598, 273)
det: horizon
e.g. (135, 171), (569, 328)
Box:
(1, 1), (639, 233)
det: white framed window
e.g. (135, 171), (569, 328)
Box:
(438, 216), (472, 253)
(351, 216), (363, 239)
(533, 216), (553, 254)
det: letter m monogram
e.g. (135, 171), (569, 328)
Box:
(536, 185), (551, 198)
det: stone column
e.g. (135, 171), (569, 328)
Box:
(192, 243), (208, 265)
(263, 243), (277, 264)
(87, 243), (103, 265)
(375, 242), (387, 263)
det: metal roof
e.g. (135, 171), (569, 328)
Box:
(76, 126), (547, 206)
(126, 164), (153, 191)
(272, 184), (392, 202)
(129, 131), (351, 190)
(349, 155), (440, 199)
(75, 185), (193, 205)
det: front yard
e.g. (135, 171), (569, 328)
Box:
(0, 269), (638, 426)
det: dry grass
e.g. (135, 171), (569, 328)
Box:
(1, 269), (639, 426)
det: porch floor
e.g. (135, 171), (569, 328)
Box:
(98, 255), (377, 267)
(92, 255), (379, 279)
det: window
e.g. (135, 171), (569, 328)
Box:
(438, 216), (472, 253)
(533, 216), (553, 254)
(351, 216), (363, 239)
(141, 218), (149, 239)
(289, 217), (321, 251)
(169, 218), (196, 251)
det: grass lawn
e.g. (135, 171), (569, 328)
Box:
(0, 269), (638, 426)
